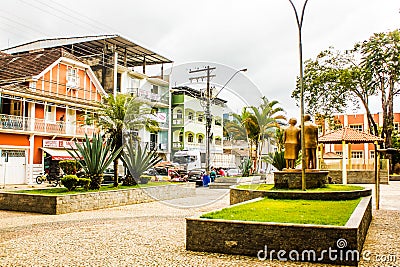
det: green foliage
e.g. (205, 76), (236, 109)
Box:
(59, 160), (78, 175)
(239, 157), (253, 177)
(77, 178), (90, 190)
(264, 151), (286, 171)
(121, 136), (162, 186)
(67, 133), (123, 190)
(61, 175), (79, 191)
(92, 94), (159, 187)
(201, 198), (362, 226)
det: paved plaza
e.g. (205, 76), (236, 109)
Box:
(0, 182), (399, 266)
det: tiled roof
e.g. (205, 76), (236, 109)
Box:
(0, 48), (80, 81)
(319, 127), (384, 144)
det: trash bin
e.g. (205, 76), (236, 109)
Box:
(202, 174), (210, 187)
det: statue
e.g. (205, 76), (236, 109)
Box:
(303, 114), (318, 169)
(283, 118), (300, 169)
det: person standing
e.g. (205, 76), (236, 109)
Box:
(283, 118), (301, 169)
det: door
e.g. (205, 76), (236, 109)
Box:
(66, 109), (76, 135)
(0, 150), (26, 184)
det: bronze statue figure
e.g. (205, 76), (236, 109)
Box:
(303, 114), (318, 169)
(283, 118), (300, 169)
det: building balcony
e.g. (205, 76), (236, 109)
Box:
(0, 114), (96, 137)
(127, 88), (169, 106)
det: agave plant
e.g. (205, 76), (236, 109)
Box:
(121, 136), (162, 186)
(239, 157), (253, 177)
(67, 134), (123, 190)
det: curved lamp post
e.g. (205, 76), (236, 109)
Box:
(288, 0), (309, 191)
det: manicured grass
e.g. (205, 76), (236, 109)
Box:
(11, 182), (176, 195)
(236, 184), (365, 191)
(201, 197), (362, 226)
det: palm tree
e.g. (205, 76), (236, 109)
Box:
(231, 108), (259, 171)
(247, 97), (286, 172)
(92, 94), (158, 187)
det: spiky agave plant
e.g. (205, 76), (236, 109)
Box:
(121, 136), (162, 186)
(67, 134), (123, 190)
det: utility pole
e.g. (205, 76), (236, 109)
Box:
(189, 66), (216, 175)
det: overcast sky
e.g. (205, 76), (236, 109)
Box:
(0, 0), (399, 119)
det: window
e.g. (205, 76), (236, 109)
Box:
(351, 151), (363, 159)
(188, 133), (194, 143)
(151, 85), (159, 94)
(10, 100), (22, 116)
(198, 114), (204, 123)
(188, 112), (194, 121)
(394, 122), (399, 133)
(349, 124), (363, 132)
(175, 109), (182, 119)
(198, 135), (203, 144)
(67, 67), (78, 87)
(335, 151), (343, 157)
(179, 132), (183, 143)
(370, 150), (375, 159)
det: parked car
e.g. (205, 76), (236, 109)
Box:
(102, 168), (124, 184)
(187, 168), (206, 186)
(226, 168), (242, 177)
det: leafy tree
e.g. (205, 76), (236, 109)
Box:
(121, 136), (162, 185)
(292, 29), (400, 166)
(67, 134), (122, 190)
(92, 94), (158, 187)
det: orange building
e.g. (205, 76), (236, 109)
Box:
(323, 113), (400, 167)
(0, 48), (106, 184)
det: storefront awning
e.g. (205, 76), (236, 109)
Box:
(41, 148), (80, 161)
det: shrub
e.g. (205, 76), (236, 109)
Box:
(77, 178), (91, 190)
(59, 160), (78, 175)
(394, 163), (400, 174)
(61, 175), (79, 191)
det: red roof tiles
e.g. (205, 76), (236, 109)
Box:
(319, 127), (384, 144)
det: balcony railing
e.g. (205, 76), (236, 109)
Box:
(0, 114), (96, 137)
(127, 88), (169, 105)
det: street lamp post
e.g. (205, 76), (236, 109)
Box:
(172, 67), (247, 176)
(289, 0), (309, 191)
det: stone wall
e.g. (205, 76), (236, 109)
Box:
(230, 187), (372, 205)
(328, 170), (389, 184)
(0, 183), (195, 214)
(186, 196), (372, 266)
(274, 170), (328, 189)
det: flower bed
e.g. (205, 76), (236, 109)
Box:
(0, 182), (195, 214)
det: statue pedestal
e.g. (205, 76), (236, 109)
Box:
(274, 169), (328, 189)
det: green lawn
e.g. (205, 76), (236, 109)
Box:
(236, 184), (365, 191)
(11, 182), (175, 195)
(201, 197), (361, 226)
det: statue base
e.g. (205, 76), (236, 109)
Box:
(274, 169), (328, 189)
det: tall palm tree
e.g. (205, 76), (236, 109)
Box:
(232, 108), (260, 170)
(247, 96), (286, 172)
(93, 94), (158, 187)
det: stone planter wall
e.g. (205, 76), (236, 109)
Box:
(328, 170), (389, 184)
(230, 186), (372, 205)
(186, 196), (372, 266)
(0, 183), (195, 214)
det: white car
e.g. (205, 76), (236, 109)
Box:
(226, 168), (241, 177)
